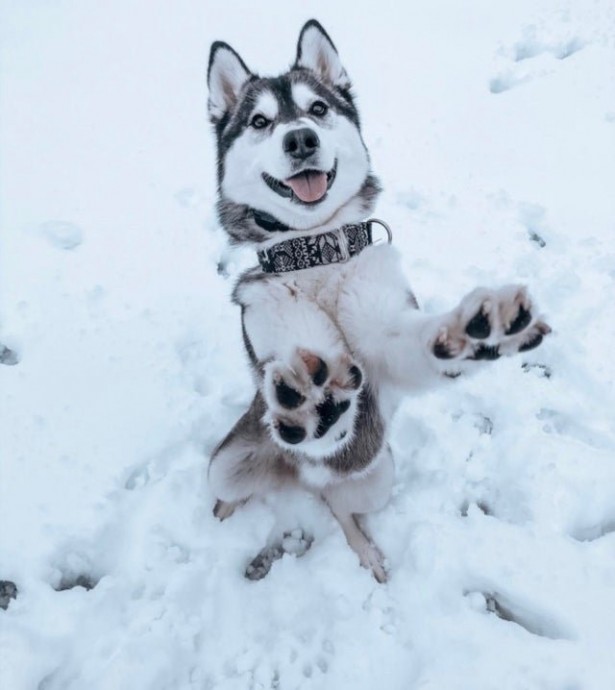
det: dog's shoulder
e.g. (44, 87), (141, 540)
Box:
(232, 267), (276, 307)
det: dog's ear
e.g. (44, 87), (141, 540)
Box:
(294, 20), (350, 89)
(207, 41), (252, 120)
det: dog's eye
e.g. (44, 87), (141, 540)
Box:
(250, 114), (270, 129)
(309, 101), (328, 117)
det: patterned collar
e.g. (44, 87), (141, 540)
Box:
(256, 218), (392, 274)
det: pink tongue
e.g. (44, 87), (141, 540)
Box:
(285, 171), (328, 203)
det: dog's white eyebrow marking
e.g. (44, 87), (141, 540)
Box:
(252, 91), (279, 120)
(292, 83), (320, 111)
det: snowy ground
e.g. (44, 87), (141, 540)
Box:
(1, 1), (615, 688)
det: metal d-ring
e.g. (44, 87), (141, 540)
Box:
(368, 218), (393, 244)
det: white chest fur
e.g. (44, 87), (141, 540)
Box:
(241, 243), (409, 334)
(298, 462), (338, 488)
(237, 242), (417, 403)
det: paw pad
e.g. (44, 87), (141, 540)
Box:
(433, 327), (466, 359)
(274, 378), (305, 409)
(470, 344), (500, 361)
(348, 365), (363, 389)
(265, 350), (364, 447)
(315, 395), (351, 439)
(505, 304), (532, 335)
(299, 350), (328, 386)
(277, 421), (307, 445)
(465, 304), (491, 339)
(519, 332), (543, 352)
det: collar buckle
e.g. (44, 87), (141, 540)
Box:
(368, 218), (393, 244)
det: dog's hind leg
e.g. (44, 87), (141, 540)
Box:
(245, 529), (314, 581)
(209, 393), (297, 519)
(332, 512), (388, 583)
(212, 497), (248, 521)
(322, 446), (394, 583)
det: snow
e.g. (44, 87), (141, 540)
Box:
(1, 0), (615, 688)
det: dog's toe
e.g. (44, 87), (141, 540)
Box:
(274, 376), (305, 409)
(505, 303), (532, 335)
(465, 303), (492, 339)
(518, 321), (551, 352)
(276, 420), (307, 444)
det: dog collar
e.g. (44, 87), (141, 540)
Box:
(256, 218), (392, 274)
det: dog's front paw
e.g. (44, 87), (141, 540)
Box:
(432, 285), (551, 365)
(263, 348), (363, 453)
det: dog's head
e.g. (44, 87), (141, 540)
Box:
(207, 20), (380, 244)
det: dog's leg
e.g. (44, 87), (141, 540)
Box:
(338, 249), (550, 392)
(240, 284), (365, 454)
(213, 497), (248, 521)
(355, 283), (550, 391)
(322, 447), (394, 583)
(209, 393), (297, 518)
(329, 511), (387, 583)
(244, 529), (314, 581)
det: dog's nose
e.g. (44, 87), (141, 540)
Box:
(283, 128), (320, 160)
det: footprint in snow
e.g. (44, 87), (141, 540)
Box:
(38, 220), (83, 250)
(0, 344), (20, 366)
(0, 580), (18, 610)
(466, 589), (574, 640)
(569, 516), (615, 542)
(489, 25), (585, 94)
(269, 636), (335, 687)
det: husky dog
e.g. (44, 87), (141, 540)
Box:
(206, 20), (550, 582)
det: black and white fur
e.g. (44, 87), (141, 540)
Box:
(207, 20), (550, 582)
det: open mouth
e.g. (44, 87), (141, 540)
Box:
(262, 161), (337, 205)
